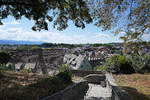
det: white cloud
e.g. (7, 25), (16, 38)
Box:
(0, 26), (123, 44)
(0, 16), (149, 44)
(0, 24), (6, 30)
(4, 20), (20, 25)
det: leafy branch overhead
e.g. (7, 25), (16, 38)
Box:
(89, 0), (150, 40)
(0, 0), (92, 31)
(0, 0), (149, 39)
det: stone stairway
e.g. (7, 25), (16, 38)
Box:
(84, 83), (112, 100)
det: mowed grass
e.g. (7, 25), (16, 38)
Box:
(0, 71), (72, 100)
(114, 74), (150, 100)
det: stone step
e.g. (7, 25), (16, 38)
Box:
(84, 84), (112, 100)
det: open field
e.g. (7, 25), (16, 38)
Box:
(0, 71), (72, 100)
(114, 74), (150, 100)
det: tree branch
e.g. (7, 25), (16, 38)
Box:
(0, 0), (50, 6)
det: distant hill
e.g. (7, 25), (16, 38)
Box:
(0, 40), (43, 45)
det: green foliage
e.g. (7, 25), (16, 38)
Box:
(92, 43), (112, 48)
(0, 0), (149, 41)
(40, 43), (82, 48)
(59, 64), (70, 72)
(95, 65), (107, 72)
(0, 71), (72, 100)
(127, 55), (150, 73)
(96, 55), (134, 74)
(31, 46), (40, 49)
(20, 68), (33, 73)
(29, 71), (72, 96)
(17, 45), (40, 50)
(91, 0), (150, 40)
(7, 64), (15, 70)
(58, 64), (72, 83)
(105, 55), (130, 73)
(0, 0), (92, 31)
(0, 51), (10, 64)
(0, 64), (15, 71)
(120, 31), (149, 55)
(56, 71), (72, 83)
(97, 54), (150, 73)
(0, 65), (7, 70)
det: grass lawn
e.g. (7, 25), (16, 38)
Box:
(114, 74), (150, 100)
(0, 71), (72, 100)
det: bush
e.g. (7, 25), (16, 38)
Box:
(20, 68), (33, 73)
(58, 64), (70, 72)
(7, 64), (15, 70)
(96, 54), (150, 74)
(0, 51), (10, 64)
(95, 65), (107, 72)
(96, 55), (134, 74)
(0, 64), (15, 71)
(58, 64), (72, 83)
(56, 71), (72, 83)
(127, 54), (150, 73)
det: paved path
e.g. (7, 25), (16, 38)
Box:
(84, 83), (112, 100)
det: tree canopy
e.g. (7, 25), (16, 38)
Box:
(0, 0), (150, 40)
(89, 0), (150, 41)
(0, 0), (92, 31)
(0, 51), (10, 64)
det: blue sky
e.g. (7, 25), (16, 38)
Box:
(0, 16), (149, 44)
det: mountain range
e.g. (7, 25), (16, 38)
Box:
(0, 40), (43, 45)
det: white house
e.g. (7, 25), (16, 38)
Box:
(63, 54), (92, 70)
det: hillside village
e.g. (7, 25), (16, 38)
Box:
(0, 43), (121, 74)
(0, 42), (150, 75)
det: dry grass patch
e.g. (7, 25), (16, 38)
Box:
(114, 74), (150, 100)
(0, 71), (72, 100)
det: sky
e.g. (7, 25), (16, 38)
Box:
(0, 16), (149, 44)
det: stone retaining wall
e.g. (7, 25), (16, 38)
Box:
(42, 73), (130, 100)
(84, 74), (106, 84)
(42, 81), (88, 100)
(71, 70), (103, 77)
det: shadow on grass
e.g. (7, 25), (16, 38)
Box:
(120, 86), (150, 100)
(0, 72), (73, 100)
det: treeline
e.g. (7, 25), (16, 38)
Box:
(39, 43), (82, 48)
(91, 43), (114, 47)
(0, 41), (150, 50)
(40, 43), (122, 48)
